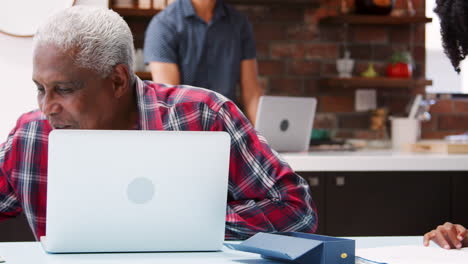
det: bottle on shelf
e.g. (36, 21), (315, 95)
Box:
(336, 51), (355, 78)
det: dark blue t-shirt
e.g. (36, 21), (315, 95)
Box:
(144, 0), (256, 101)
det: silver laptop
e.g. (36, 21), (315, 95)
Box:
(41, 130), (231, 253)
(255, 96), (317, 152)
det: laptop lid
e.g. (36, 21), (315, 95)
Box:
(255, 96), (317, 152)
(43, 130), (231, 253)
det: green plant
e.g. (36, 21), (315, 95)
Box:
(389, 51), (413, 65)
(387, 51), (413, 78)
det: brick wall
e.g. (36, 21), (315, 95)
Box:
(421, 99), (468, 138)
(234, 0), (468, 140)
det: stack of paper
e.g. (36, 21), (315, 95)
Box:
(357, 245), (468, 264)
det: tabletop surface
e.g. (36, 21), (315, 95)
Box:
(0, 236), (424, 264)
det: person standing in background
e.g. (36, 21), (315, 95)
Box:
(144, 0), (263, 124)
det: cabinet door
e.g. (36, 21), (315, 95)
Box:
(299, 172), (325, 234)
(0, 213), (35, 242)
(324, 171), (450, 236)
(452, 172), (468, 225)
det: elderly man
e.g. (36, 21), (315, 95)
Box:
(0, 6), (317, 241)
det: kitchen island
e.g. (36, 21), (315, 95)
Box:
(280, 149), (468, 236)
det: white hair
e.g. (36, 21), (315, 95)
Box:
(33, 6), (135, 83)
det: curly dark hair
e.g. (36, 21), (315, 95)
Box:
(434, 0), (468, 73)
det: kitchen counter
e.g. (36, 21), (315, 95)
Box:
(281, 149), (468, 171)
(280, 149), (468, 236)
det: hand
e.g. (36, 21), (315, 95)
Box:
(423, 222), (468, 249)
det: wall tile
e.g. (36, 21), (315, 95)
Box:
(438, 115), (468, 130)
(287, 60), (321, 76)
(268, 77), (304, 96)
(318, 95), (354, 113)
(258, 59), (286, 76)
(431, 100), (454, 113)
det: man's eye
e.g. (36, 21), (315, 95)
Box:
(56, 87), (73, 94)
(36, 86), (45, 94)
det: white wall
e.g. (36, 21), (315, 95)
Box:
(0, 0), (107, 141)
(0, 36), (36, 141)
(425, 0), (467, 94)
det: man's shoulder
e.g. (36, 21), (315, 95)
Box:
(11, 110), (50, 136)
(143, 81), (229, 113)
(152, 1), (182, 27)
(0, 111), (50, 174)
(160, 1), (181, 14)
(16, 109), (45, 123)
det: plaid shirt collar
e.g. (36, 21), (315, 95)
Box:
(135, 77), (162, 131)
(181, 0), (226, 21)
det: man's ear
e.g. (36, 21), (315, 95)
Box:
(111, 64), (131, 98)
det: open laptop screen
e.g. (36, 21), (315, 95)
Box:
(255, 96), (316, 152)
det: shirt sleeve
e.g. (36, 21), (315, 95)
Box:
(0, 127), (23, 220)
(210, 101), (317, 240)
(144, 16), (179, 64)
(240, 16), (256, 61)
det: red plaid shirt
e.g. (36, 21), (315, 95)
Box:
(0, 78), (317, 240)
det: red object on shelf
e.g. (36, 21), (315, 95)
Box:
(386, 62), (412, 78)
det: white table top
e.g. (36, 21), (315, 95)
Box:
(0, 236), (423, 264)
(349, 235), (421, 248)
(281, 149), (468, 171)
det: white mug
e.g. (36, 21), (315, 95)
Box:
(391, 117), (420, 151)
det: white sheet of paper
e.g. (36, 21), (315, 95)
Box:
(357, 245), (468, 264)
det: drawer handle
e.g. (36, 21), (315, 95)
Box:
(336, 176), (345, 186)
(309, 177), (320, 187)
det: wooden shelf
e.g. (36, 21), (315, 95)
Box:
(225, 0), (320, 6)
(112, 7), (161, 17)
(136, 71), (152, 80)
(319, 77), (433, 89)
(112, 0), (319, 17)
(321, 15), (432, 25)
